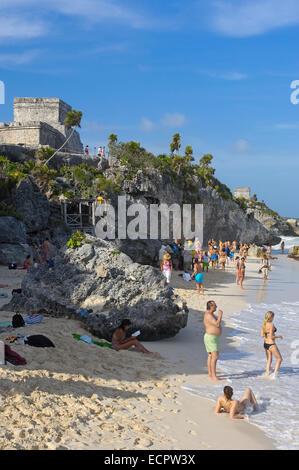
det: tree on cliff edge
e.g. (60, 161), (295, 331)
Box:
(44, 110), (83, 166)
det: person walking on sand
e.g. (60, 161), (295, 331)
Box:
(281, 241), (285, 254)
(219, 250), (226, 270)
(161, 252), (173, 284)
(239, 257), (246, 289)
(260, 254), (271, 282)
(235, 256), (240, 285)
(203, 301), (223, 382)
(111, 319), (151, 354)
(260, 311), (283, 379)
(192, 259), (204, 295)
(215, 386), (258, 419)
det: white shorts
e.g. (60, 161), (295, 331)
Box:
(163, 270), (171, 283)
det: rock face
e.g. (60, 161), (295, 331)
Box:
(103, 165), (281, 252)
(199, 187), (280, 246)
(289, 246), (299, 256)
(2, 238), (189, 341)
(0, 216), (31, 264)
(247, 244), (266, 258)
(247, 208), (295, 236)
(0, 216), (27, 244)
(12, 177), (51, 233)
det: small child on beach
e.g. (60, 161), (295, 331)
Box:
(161, 253), (173, 284)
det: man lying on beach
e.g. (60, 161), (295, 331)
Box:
(203, 301), (223, 382)
(215, 386), (259, 419)
(111, 319), (151, 354)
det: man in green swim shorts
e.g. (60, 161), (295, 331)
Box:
(203, 300), (223, 382)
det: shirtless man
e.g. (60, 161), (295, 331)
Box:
(203, 300), (223, 381)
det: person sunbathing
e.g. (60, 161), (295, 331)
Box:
(111, 319), (151, 354)
(215, 386), (258, 419)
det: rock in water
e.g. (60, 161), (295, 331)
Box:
(2, 238), (188, 341)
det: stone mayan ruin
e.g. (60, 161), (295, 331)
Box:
(234, 187), (251, 199)
(0, 98), (83, 153)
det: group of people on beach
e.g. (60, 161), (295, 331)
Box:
(158, 238), (270, 294)
(204, 299), (283, 418)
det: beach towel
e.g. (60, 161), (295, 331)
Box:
(72, 334), (113, 349)
(24, 314), (43, 325)
(4, 344), (27, 365)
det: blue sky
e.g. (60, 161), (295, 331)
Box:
(0, 0), (299, 217)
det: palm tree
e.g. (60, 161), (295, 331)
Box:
(108, 134), (118, 146)
(44, 110), (82, 166)
(170, 133), (181, 155)
(184, 145), (194, 164)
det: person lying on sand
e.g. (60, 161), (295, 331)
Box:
(215, 386), (258, 419)
(111, 319), (151, 354)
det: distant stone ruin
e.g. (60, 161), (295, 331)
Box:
(234, 187), (251, 199)
(0, 97), (83, 153)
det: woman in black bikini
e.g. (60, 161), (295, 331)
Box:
(260, 311), (283, 378)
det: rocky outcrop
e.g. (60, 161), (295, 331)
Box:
(288, 246), (299, 260)
(247, 208), (295, 236)
(12, 176), (50, 233)
(0, 216), (27, 244)
(103, 165), (281, 250)
(2, 238), (188, 341)
(247, 244), (266, 258)
(0, 216), (31, 264)
(199, 187), (280, 246)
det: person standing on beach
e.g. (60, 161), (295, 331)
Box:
(192, 259), (204, 295)
(260, 255), (271, 282)
(235, 256), (240, 285)
(281, 241), (285, 254)
(203, 301), (223, 382)
(239, 257), (246, 289)
(161, 253), (173, 284)
(260, 311), (283, 378)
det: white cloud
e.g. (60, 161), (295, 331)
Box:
(209, 0), (299, 37)
(0, 50), (40, 66)
(199, 69), (248, 80)
(275, 123), (299, 130)
(219, 72), (248, 81)
(161, 113), (186, 128)
(234, 139), (252, 153)
(0, 15), (47, 40)
(141, 117), (156, 132)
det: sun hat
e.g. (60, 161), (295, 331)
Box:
(163, 253), (171, 260)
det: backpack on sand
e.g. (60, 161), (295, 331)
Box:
(12, 314), (25, 328)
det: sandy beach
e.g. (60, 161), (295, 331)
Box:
(0, 259), (276, 450)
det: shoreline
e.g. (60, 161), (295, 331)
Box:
(0, 259), (276, 450)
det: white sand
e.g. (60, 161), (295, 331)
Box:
(0, 261), (275, 450)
